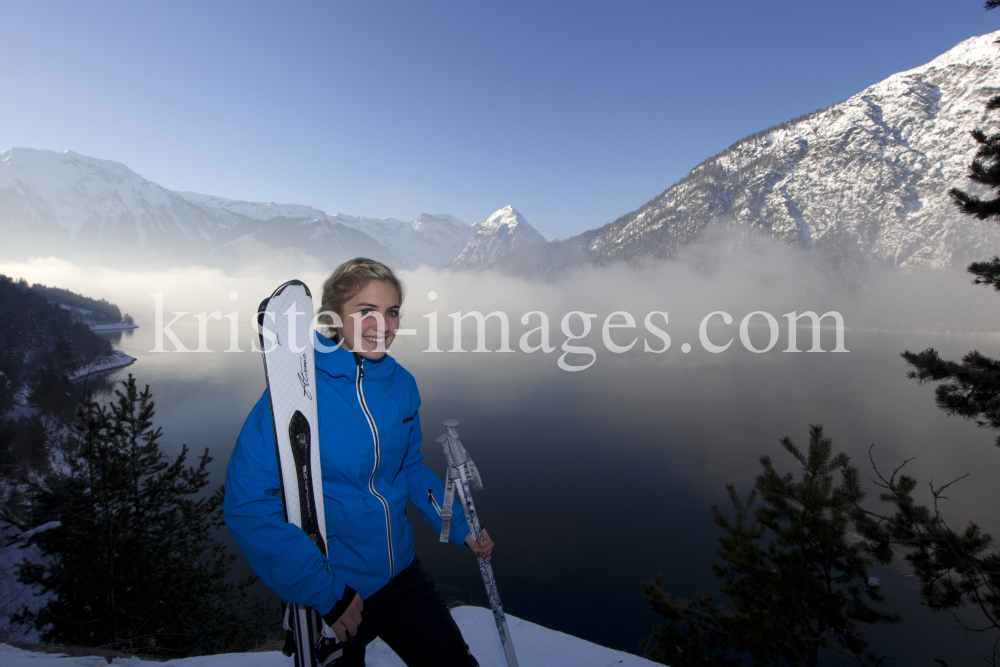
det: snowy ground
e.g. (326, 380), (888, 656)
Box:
(68, 350), (137, 381)
(0, 529), (49, 643)
(0, 606), (660, 667)
(7, 384), (36, 420)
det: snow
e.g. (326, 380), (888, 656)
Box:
(11, 31), (1000, 274)
(0, 529), (50, 643)
(55, 306), (136, 331)
(90, 323), (139, 332)
(449, 206), (548, 269)
(6, 385), (37, 420)
(0, 149), (202, 242)
(477, 206), (541, 237)
(175, 192), (330, 223)
(17, 522), (62, 542)
(0, 607), (660, 667)
(341, 212), (471, 270)
(177, 192), (473, 269)
(583, 29), (1000, 271)
(68, 350), (136, 381)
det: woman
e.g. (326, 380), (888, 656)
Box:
(224, 258), (492, 666)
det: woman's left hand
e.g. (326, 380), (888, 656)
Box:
(464, 528), (494, 560)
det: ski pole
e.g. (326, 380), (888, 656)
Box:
(437, 420), (519, 667)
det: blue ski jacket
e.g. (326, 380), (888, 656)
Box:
(224, 332), (470, 615)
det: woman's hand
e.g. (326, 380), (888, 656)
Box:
(464, 528), (494, 560)
(332, 592), (363, 643)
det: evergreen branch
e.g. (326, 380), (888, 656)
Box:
(0, 501), (28, 532)
(858, 448), (1000, 635)
(644, 427), (895, 665)
(968, 256), (1000, 291)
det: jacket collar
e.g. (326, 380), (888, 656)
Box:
(313, 330), (396, 380)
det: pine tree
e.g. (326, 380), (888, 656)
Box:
(905, 0), (1000, 435)
(641, 426), (897, 667)
(867, 4), (1000, 659)
(13, 375), (273, 656)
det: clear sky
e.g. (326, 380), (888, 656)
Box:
(1, 1), (996, 240)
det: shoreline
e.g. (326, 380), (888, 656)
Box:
(90, 322), (139, 332)
(68, 350), (137, 382)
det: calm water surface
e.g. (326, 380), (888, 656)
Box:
(86, 302), (1000, 666)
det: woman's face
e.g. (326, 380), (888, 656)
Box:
(338, 280), (401, 360)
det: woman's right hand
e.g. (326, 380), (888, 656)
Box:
(332, 593), (363, 642)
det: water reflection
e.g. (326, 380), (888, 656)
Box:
(92, 326), (135, 346)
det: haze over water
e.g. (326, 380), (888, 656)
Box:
(6, 246), (1000, 664)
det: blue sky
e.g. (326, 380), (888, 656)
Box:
(1, 1), (995, 240)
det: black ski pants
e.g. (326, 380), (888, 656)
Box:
(341, 556), (479, 667)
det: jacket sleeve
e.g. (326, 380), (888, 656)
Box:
(223, 391), (346, 615)
(399, 409), (470, 546)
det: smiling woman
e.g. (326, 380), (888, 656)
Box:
(224, 257), (494, 667)
(317, 258), (404, 358)
(338, 280), (401, 357)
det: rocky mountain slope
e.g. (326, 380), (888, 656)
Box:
(449, 206), (547, 270)
(495, 31), (1000, 278)
(331, 212), (470, 269)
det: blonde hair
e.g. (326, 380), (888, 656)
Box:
(317, 258), (404, 339)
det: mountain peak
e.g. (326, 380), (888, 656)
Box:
(449, 207), (547, 270)
(923, 30), (1000, 69)
(481, 205), (529, 231)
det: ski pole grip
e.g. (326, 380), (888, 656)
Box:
(435, 434), (460, 480)
(442, 419), (468, 466)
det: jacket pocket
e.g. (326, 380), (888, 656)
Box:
(323, 497), (347, 538)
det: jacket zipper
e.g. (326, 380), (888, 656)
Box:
(427, 489), (442, 517)
(354, 353), (394, 578)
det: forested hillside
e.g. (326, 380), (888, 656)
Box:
(0, 276), (113, 476)
(0, 276), (111, 394)
(28, 283), (124, 324)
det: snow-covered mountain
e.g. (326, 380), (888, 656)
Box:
(181, 192), (471, 269)
(11, 31), (998, 277)
(449, 206), (547, 270)
(0, 149), (239, 256)
(496, 31), (1000, 277)
(0, 149), (468, 269)
(353, 213), (471, 270)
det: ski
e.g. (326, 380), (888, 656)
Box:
(258, 280), (342, 667)
(436, 420), (519, 667)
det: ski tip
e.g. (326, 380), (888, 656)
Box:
(259, 281), (312, 326)
(435, 434), (448, 443)
(270, 279), (312, 299)
(442, 419), (460, 428)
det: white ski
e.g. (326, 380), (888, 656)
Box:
(258, 280), (342, 667)
(436, 420), (519, 667)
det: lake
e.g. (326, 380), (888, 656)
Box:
(7, 253), (1000, 664)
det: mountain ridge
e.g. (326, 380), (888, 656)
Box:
(0, 148), (468, 269)
(3, 31), (999, 277)
(177, 191), (472, 269)
(492, 31), (1000, 278)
